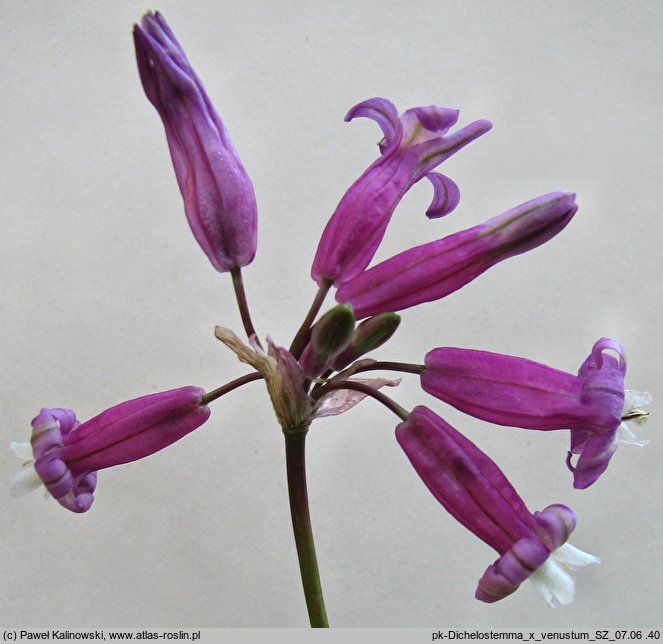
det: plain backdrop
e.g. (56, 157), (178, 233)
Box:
(1, 0), (662, 628)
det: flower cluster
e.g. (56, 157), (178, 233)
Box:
(11, 11), (650, 624)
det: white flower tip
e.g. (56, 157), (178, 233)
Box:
(9, 441), (33, 461)
(619, 422), (650, 447)
(625, 389), (652, 409)
(10, 464), (43, 497)
(529, 543), (599, 607)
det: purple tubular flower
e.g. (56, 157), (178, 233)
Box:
(337, 192), (578, 318)
(19, 387), (210, 513)
(133, 12), (257, 272)
(421, 338), (628, 489)
(396, 406), (599, 605)
(311, 98), (492, 286)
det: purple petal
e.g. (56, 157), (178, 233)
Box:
(57, 387), (210, 474)
(345, 98), (402, 155)
(336, 192), (577, 318)
(476, 537), (550, 603)
(396, 406), (540, 554)
(425, 173), (460, 218)
(533, 504), (577, 551)
(134, 13), (257, 272)
(420, 347), (586, 431)
(311, 150), (422, 285)
(311, 106), (490, 287)
(578, 337), (626, 377)
(408, 119), (492, 178)
(568, 432), (619, 489)
(400, 106), (460, 144)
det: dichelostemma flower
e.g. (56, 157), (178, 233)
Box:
(337, 192), (578, 319)
(10, 387), (210, 513)
(396, 406), (599, 605)
(134, 12), (258, 272)
(420, 338), (650, 489)
(311, 98), (492, 287)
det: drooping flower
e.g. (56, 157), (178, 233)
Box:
(10, 387), (210, 513)
(311, 98), (492, 287)
(420, 338), (649, 489)
(337, 192), (578, 319)
(134, 12), (257, 272)
(396, 406), (599, 605)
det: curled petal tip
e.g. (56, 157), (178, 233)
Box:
(344, 97), (402, 153)
(425, 173), (460, 218)
(312, 100), (490, 285)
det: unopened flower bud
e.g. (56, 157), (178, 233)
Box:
(134, 12), (258, 273)
(332, 313), (401, 370)
(300, 304), (355, 378)
(337, 192), (577, 318)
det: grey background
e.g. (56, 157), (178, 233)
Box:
(2, 0), (661, 628)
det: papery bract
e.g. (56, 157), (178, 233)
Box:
(134, 12), (257, 272)
(337, 192), (577, 319)
(214, 327), (312, 430)
(11, 387), (210, 513)
(420, 338), (637, 488)
(396, 406), (599, 604)
(311, 98), (491, 287)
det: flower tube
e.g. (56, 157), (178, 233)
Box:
(421, 338), (650, 488)
(336, 192), (577, 319)
(396, 406), (599, 604)
(10, 387), (210, 512)
(311, 98), (491, 286)
(134, 12), (257, 272)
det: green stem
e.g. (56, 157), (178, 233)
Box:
(283, 426), (329, 627)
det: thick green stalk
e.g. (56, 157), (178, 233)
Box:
(283, 425), (329, 627)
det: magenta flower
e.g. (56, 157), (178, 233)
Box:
(311, 98), (492, 287)
(10, 387), (210, 513)
(337, 192), (578, 319)
(421, 338), (650, 489)
(396, 406), (599, 605)
(134, 12), (257, 272)
(11, 11), (650, 623)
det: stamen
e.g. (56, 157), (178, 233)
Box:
(621, 409), (649, 422)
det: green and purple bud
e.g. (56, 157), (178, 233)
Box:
(134, 12), (257, 272)
(336, 192), (578, 318)
(299, 304), (355, 378)
(420, 338), (649, 489)
(331, 313), (401, 371)
(10, 387), (210, 513)
(396, 406), (599, 605)
(311, 98), (491, 287)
